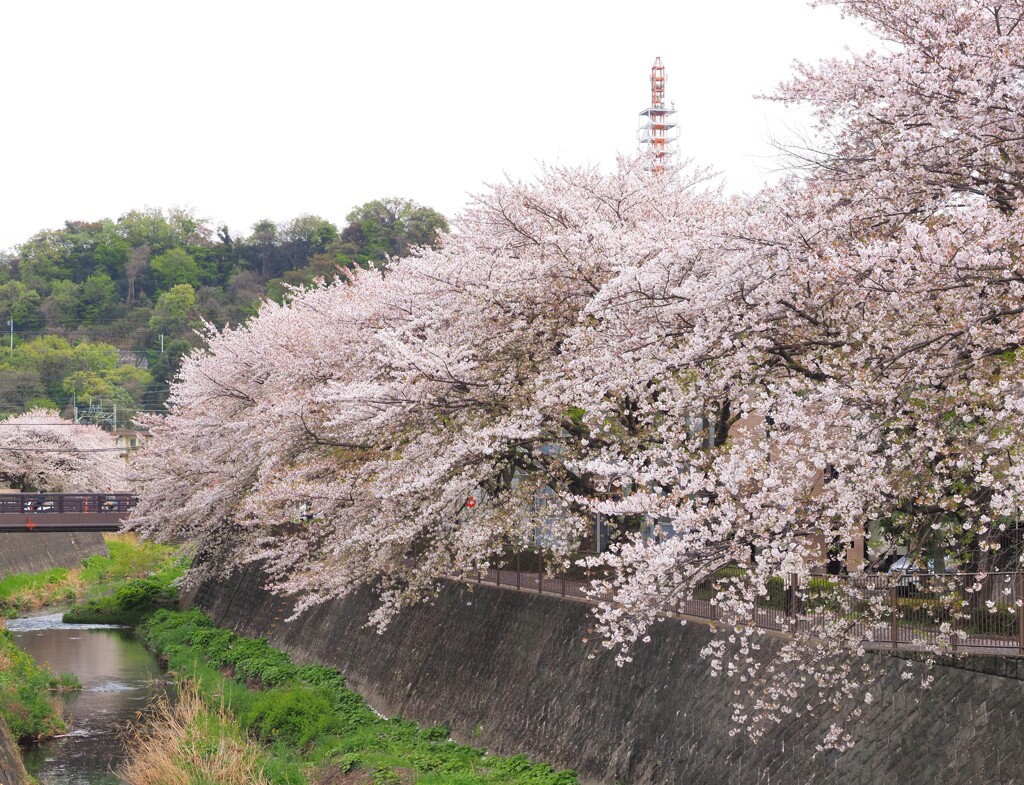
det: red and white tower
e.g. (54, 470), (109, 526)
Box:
(637, 57), (679, 173)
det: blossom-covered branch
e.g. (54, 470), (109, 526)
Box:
(128, 0), (1024, 747)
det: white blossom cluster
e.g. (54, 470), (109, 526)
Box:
(128, 0), (1024, 746)
(0, 408), (125, 491)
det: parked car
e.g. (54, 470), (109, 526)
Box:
(887, 556), (957, 593)
(887, 556), (957, 574)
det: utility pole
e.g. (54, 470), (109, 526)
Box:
(159, 334), (165, 354)
(7, 319), (11, 353)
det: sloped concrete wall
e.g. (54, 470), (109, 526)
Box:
(0, 532), (107, 577)
(0, 719), (27, 785)
(195, 566), (1024, 785)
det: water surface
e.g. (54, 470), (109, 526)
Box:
(8, 612), (169, 785)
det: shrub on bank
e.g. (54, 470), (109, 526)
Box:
(63, 576), (179, 625)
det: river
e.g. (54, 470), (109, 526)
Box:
(6, 612), (170, 785)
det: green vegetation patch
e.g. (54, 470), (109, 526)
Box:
(140, 609), (578, 785)
(0, 630), (66, 742)
(0, 535), (185, 621)
(0, 568), (78, 617)
(79, 536), (186, 589)
(63, 536), (186, 625)
(63, 577), (179, 626)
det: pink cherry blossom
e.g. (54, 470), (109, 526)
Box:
(128, 0), (1024, 747)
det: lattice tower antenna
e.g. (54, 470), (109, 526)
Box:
(637, 57), (679, 173)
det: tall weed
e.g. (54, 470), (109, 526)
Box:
(120, 681), (273, 785)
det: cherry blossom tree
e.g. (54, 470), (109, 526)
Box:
(128, 0), (1024, 747)
(573, 0), (1024, 741)
(0, 409), (126, 492)
(128, 159), (721, 605)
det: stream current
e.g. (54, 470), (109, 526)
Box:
(7, 612), (170, 785)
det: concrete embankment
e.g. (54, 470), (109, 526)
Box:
(195, 566), (1024, 785)
(0, 532), (107, 577)
(0, 720), (27, 785)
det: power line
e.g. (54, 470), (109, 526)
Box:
(0, 447), (127, 453)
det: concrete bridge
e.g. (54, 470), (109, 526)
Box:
(0, 493), (135, 533)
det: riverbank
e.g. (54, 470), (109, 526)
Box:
(1, 539), (580, 785)
(0, 624), (75, 743)
(134, 608), (578, 785)
(0, 534), (183, 620)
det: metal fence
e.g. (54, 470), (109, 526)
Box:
(467, 553), (1024, 655)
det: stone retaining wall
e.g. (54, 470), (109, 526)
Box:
(0, 532), (107, 577)
(195, 566), (1024, 785)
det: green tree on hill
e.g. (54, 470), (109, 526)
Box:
(0, 281), (43, 329)
(340, 198), (448, 266)
(151, 248), (201, 292)
(0, 199), (447, 422)
(79, 272), (119, 324)
(149, 284), (197, 336)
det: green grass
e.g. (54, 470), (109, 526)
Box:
(0, 568), (80, 617)
(0, 534), (186, 620)
(48, 671), (82, 691)
(0, 630), (66, 742)
(77, 536), (186, 598)
(140, 609), (578, 785)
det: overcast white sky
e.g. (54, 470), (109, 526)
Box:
(0, 1), (877, 251)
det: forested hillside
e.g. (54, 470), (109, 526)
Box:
(0, 199), (447, 425)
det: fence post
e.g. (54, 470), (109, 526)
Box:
(891, 585), (899, 650)
(496, 565), (501, 588)
(538, 551), (543, 594)
(561, 572), (566, 597)
(1018, 573), (1024, 656)
(950, 574), (958, 654)
(787, 573), (799, 629)
(516, 551), (521, 591)
(786, 573), (802, 630)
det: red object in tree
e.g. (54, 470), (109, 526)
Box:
(465, 496), (476, 509)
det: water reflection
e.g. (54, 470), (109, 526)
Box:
(8, 612), (170, 785)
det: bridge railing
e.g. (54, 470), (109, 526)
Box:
(0, 493), (138, 515)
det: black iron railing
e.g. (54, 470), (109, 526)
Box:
(466, 553), (1024, 655)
